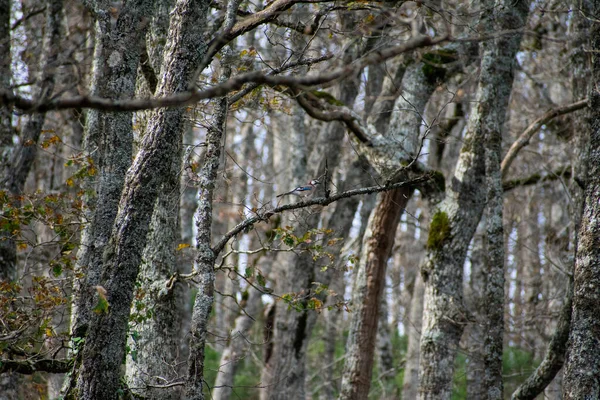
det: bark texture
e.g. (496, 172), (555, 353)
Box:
(70, 0), (154, 338)
(481, 2), (530, 397)
(339, 189), (410, 400)
(418, 1), (529, 398)
(185, 48), (233, 399)
(65, 1), (210, 398)
(563, 5), (600, 396)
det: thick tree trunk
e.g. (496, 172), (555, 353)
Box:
(563, 6), (600, 396)
(70, 0), (154, 339)
(418, 2), (529, 398)
(125, 141), (185, 398)
(65, 1), (210, 398)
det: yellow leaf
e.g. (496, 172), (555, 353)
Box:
(45, 328), (53, 337)
(66, 178), (74, 187)
(177, 243), (191, 251)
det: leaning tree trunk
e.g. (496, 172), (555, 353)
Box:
(562, 5), (600, 397)
(417, 1), (529, 398)
(65, 1), (210, 398)
(339, 188), (411, 400)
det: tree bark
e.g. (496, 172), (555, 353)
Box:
(339, 188), (411, 400)
(465, 220), (487, 399)
(185, 45), (233, 399)
(563, 5), (600, 396)
(418, 2), (529, 398)
(339, 44), (445, 399)
(403, 270), (425, 400)
(65, 1), (210, 398)
(70, 0), (155, 339)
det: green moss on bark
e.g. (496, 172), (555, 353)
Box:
(427, 210), (451, 250)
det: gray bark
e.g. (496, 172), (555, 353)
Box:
(465, 220), (487, 399)
(70, 0), (155, 339)
(563, 4), (600, 396)
(480, 2), (531, 395)
(521, 198), (543, 355)
(185, 46), (233, 399)
(64, 1), (210, 398)
(418, 1), (529, 398)
(403, 271), (425, 400)
(125, 131), (185, 398)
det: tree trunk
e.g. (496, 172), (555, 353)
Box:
(340, 43), (445, 398)
(418, 1), (529, 398)
(185, 43), (234, 398)
(69, 0), (154, 339)
(125, 134), (185, 398)
(403, 271), (425, 400)
(65, 1), (210, 398)
(0, 0), (13, 283)
(339, 188), (411, 400)
(465, 220), (487, 399)
(563, 6), (600, 396)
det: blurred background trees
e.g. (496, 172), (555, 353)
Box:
(0, 0), (598, 399)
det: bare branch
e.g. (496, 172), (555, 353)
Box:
(511, 277), (573, 400)
(501, 99), (588, 178)
(2, 34), (442, 113)
(212, 173), (434, 256)
(502, 165), (571, 192)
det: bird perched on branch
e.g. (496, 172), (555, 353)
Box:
(276, 179), (321, 198)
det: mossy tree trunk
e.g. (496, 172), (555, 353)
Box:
(417, 1), (529, 398)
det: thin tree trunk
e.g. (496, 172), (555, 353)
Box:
(465, 220), (487, 399)
(403, 271), (425, 400)
(185, 44), (234, 398)
(0, 0), (12, 284)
